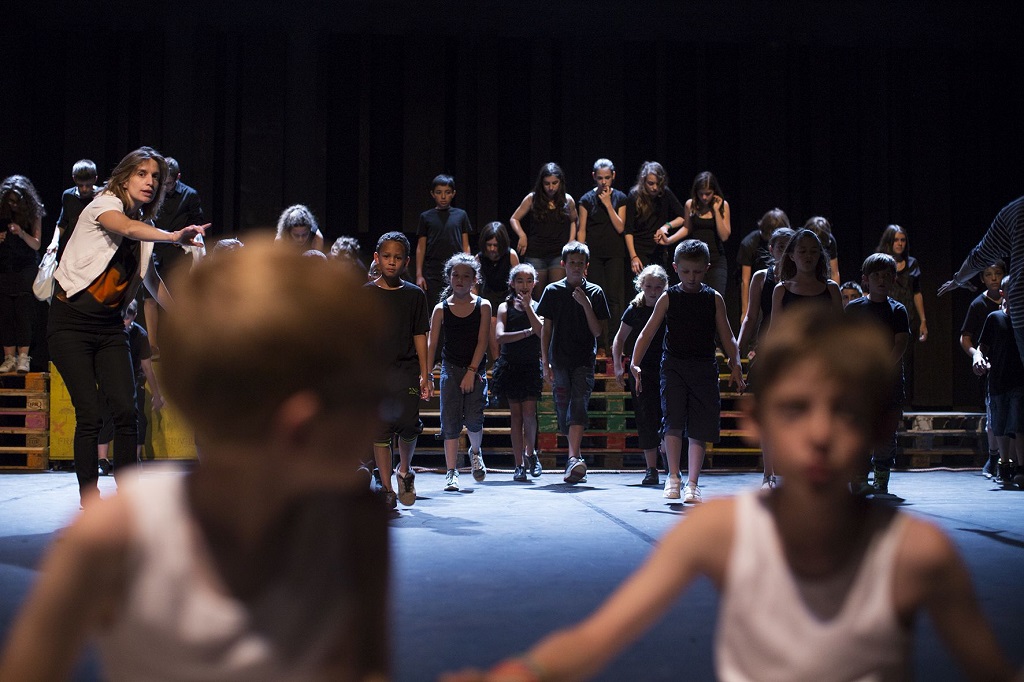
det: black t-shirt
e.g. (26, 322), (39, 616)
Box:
(362, 280), (429, 376)
(154, 181), (205, 271)
(128, 321), (153, 383)
(845, 296), (910, 346)
(55, 187), (97, 262)
(536, 278), (610, 369)
(890, 256), (921, 322)
(664, 284), (718, 360)
(478, 253), (512, 301)
(578, 188), (628, 258)
(621, 302), (665, 371)
(961, 291), (1001, 341)
(737, 230), (771, 273)
(624, 188), (686, 258)
(416, 207), (472, 280)
(978, 310), (1024, 396)
(523, 201), (573, 259)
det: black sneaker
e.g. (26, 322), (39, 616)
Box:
(641, 467), (659, 486)
(526, 452), (543, 477)
(513, 466), (527, 482)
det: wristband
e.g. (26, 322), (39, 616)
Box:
(467, 365), (478, 373)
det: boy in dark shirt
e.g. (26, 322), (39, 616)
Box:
(415, 174), (472, 306)
(577, 159), (628, 355)
(960, 261), (1006, 477)
(364, 232), (432, 509)
(972, 276), (1024, 486)
(50, 159), (98, 262)
(845, 253), (910, 496)
(536, 241), (610, 484)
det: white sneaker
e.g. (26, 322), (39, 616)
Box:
(0, 356), (15, 373)
(444, 468), (460, 491)
(15, 354), (30, 374)
(469, 448), (486, 481)
(683, 483), (702, 504)
(563, 456), (587, 484)
(663, 476), (681, 499)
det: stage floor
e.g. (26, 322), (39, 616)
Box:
(1, 468), (1021, 680)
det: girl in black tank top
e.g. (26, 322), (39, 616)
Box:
(427, 254), (493, 490)
(662, 171), (731, 294)
(770, 229), (842, 327)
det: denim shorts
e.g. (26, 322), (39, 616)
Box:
(551, 365), (595, 434)
(439, 362), (486, 440)
(526, 255), (563, 272)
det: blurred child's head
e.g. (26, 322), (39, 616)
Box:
(778, 229), (830, 282)
(276, 204), (319, 245)
(441, 252), (481, 299)
(561, 241), (590, 284)
(304, 249), (328, 260)
(160, 238), (387, 452)
(478, 221), (510, 262)
(430, 174), (456, 209)
(758, 208), (790, 240)
(673, 239), (711, 292)
(875, 224), (908, 260)
(508, 262), (538, 298)
(981, 261), (1007, 294)
(861, 253), (897, 300)
(532, 162), (567, 205)
(373, 231), (410, 280)
(631, 264), (669, 307)
(840, 281), (863, 307)
(72, 159), (98, 196)
(690, 171), (724, 212)
(213, 237), (244, 253)
(330, 236), (362, 261)
(743, 306), (898, 485)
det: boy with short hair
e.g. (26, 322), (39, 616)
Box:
(365, 231), (432, 508)
(630, 239), (744, 503)
(536, 241), (610, 484)
(960, 261), (1006, 478)
(845, 253), (910, 496)
(972, 276), (1024, 485)
(416, 174), (472, 305)
(50, 159), (99, 261)
(576, 158), (628, 354)
(444, 306), (1011, 682)
(840, 280), (863, 307)
(0, 239), (391, 680)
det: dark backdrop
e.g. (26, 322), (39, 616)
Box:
(4, 1), (1022, 408)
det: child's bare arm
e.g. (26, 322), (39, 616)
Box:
(462, 231), (471, 254)
(521, 296), (544, 335)
(443, 500), (735, 682)
(826, 280), (843, 311)
(769, 282), (786, 329)
(737, 270), (765, 354)
(509, 194), (533, 256)
(610, 321), (632, 387)
(541, 318), (554, 383)
(897, 519), (1013, 682)
(892, 332), (910, 366)
(461, 300), (491, 393)
(141, 357), (164, 411)
(629, 293), (669, 395)
(0, 497), (133, 681)
(715, 292), (746, 392)
(571, 287), (603, 337)
(418, 322), (434, 400)
(576, 204), (589, 244)
(415, 236), (428, 290)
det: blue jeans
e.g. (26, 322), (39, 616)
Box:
(551, 365), (595, 435)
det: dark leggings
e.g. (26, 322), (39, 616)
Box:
(0, 292), (34, 347)
(49, 327), (138, 497)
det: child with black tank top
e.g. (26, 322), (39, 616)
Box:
(612, 265), (670, 487)
(476, 221), (520, 370)
(770, 228), (843, 325)
(630, 240), (745, 503)
(492, 263), (545, 481)
(427, 254), (493, 492)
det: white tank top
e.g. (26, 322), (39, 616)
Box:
(715, 491), (911, 682)
(95, 474), (348, 681)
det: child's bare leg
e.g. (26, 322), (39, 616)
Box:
(510, 403), (525, 466)
(568, 424), (585, 460)
(663, 429), (683, 479)
(643, 447), (659, 469)
(523, 399), (538, 456)
(488, 318), (499, 366)
(397, 437), (416, 475)
(686, 438), (706, 486)
(373, 444), (394, 493)
(443, 438), (459, 471)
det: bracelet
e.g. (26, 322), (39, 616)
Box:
(467, 365), (478, 373)
(631, 255), (640, 261)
